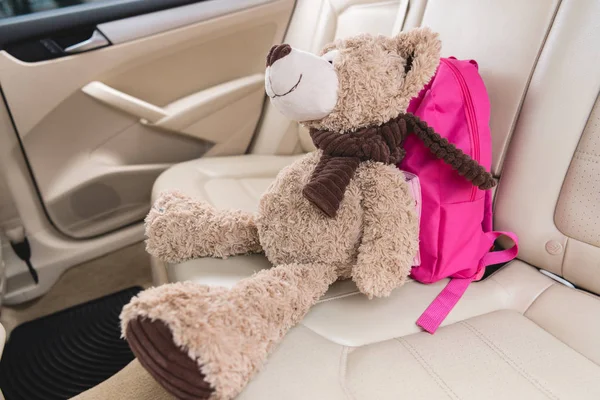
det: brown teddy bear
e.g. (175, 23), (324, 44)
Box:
(120, 28), (494, 400)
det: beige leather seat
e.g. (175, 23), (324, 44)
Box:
(146, 0), (600, 398)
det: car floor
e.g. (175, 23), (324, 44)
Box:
(0, 242), (153, 336)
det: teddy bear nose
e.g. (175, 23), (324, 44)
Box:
(266, 44), (291, 67)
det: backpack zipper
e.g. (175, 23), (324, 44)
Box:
(441, 59), (479, 202)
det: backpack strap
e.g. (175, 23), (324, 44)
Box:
(416, 231), (519, 334)
(479, 231), (519, 269)
(403, 113), (496, 190)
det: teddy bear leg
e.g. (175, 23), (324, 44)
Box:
(121, 262), (339, 400)
(145, 191), (262, 263)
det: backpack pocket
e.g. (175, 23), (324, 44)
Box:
(439, 197), (489, 280)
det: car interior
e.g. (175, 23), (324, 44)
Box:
(0, 0), (599, 399)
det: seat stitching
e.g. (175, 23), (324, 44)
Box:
(338, 346), (356, 400)
(461, 321), (559, 399)
(524, 283), (580, 317)
(395, 338), (460, 400)
(488, 275), (513, 298)
(528, 318), (600, 367)
(524, 314), (600, 367)
(520, 281), (555, 314)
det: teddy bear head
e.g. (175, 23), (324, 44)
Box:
(265, 27), (441, 133)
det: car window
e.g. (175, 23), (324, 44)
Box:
(0, 0), (115, 19)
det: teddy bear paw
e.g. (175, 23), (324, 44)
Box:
(353, 270), (408, 299)
(126, 317), (214, 400)
(144, 191), (217, 262)
(121, 282), (253, 400)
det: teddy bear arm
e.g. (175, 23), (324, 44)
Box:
(352, 164), (420, 298)
(145, 191), (262, 263)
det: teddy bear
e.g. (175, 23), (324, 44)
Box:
(120, 28), (495, 400)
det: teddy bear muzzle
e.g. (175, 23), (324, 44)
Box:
(265, 45), (339, 122)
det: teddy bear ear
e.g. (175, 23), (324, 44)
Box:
(319, 41), (338, 56)
(392, 27), (442, 103)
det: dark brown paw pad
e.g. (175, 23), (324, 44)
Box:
(126, 317), (214, 400)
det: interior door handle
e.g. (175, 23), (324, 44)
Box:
(82, 81), (168, 123)
(64, 29), (110, 54)
(82, 74), (264, 135)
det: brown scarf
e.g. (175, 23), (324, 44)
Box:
(303, 113), (496, 218)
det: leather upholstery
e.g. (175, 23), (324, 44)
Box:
(145, 0), (600, 397)
(152, 154), (303, 213)
(494, 0), (600, 294)
(555, 98), (600, 247)
(342, 309), (600, 400)
(420, 0), (562, 175)
(236, 262), (600, 399)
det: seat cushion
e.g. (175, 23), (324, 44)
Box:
(235, 262), (600, 399)
(240, 309), (600, 400)
(152, 154), (303, 212)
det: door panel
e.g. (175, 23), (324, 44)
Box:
(0, 0), (294, 238)
(97, 0), (278, 44)
(0, 0), (206, 48)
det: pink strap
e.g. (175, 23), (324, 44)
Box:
(416, 231), (519, 334)
(479, 231), (519, 268)
(416, 277), (473, 334)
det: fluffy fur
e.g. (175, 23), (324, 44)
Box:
(305, 28), (441, 133)
(145, 192), (262, 263)
(122, 28), (432, 400)
(352, 161), (419, 297)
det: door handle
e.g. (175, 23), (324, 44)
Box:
(64, 30), (110, 54)
(82, 74), (264, 138)
(82, 81), (168, 123)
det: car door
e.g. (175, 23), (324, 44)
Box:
(0, 0), (294, 240)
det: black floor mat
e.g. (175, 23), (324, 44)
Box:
(0, 286), (142, 400)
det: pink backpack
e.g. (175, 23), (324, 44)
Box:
(400, 57), (519, 333)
